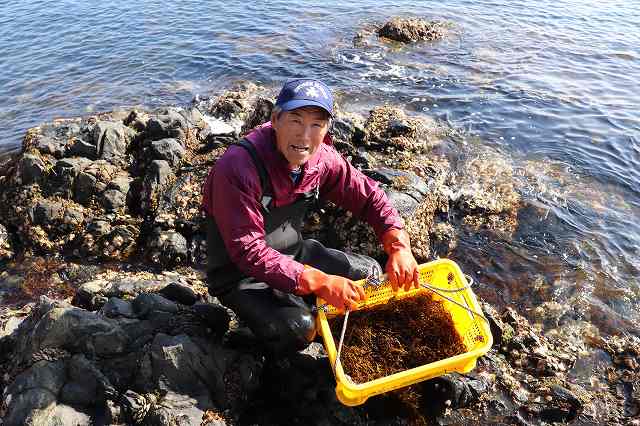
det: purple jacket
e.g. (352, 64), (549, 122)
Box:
(202, 122), (404, 293)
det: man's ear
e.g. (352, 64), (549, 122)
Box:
(270, 111), (279, 128)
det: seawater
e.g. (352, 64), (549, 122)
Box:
(1, 0), (639, 332)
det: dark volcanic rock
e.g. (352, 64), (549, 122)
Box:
(159, 282), (199, 306)
(30, 199), (64, 225)
(140, 160), (174, 214)
(149, 138), (185, 167)
(147, 108), (190, 140)
(66, 137), (98, 159)
(101, 189), (127, 212)
(92, 121), (135, 161)
(241, 97), (274, 135)
(378, 17), (450, 43)
(47, 157), (92, 199)
(333, 115), (366, 147)
(146, 229), (188, 267)
(2, 297), (235, 426)
(18, 153), (46, 185)
(73, 171), (98, 204)
(364, 168), (430, 203)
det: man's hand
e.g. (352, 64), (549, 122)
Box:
(296, 267), (366, 311)
(382, 228), (420, 292)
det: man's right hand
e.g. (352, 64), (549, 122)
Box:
(296, 267), (366, 311)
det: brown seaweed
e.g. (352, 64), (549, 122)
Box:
(329, 292), (466, 384)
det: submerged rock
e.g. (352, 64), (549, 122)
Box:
(378, 17), (451, 43)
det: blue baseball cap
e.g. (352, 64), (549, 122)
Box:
(275, 79), (334, 117)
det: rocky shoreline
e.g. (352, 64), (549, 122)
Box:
(0, 17), (638, 424)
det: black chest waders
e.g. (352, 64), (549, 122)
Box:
(206, 139), (319, 297)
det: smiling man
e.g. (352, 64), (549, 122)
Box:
(202, 78), (419, 356)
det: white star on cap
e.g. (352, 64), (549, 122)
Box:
(304, 86), (320, 98)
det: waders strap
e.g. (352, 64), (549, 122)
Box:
(237, 138), (273, 211)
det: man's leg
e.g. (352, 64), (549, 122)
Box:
(219, 279), (316, 357)
(296, 239), (383, 281)
(218, 239), (381, 357)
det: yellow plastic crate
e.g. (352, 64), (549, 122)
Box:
(315, 258), (493, 406)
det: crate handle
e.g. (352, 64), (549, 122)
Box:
(421, 275), (489, 324)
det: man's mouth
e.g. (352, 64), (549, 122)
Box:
(290, 144), (309, 153)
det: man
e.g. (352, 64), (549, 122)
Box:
(202, 78), (419, 356)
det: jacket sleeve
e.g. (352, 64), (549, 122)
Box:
(207, 150), (304, 293)
(320, 146), (404, 239)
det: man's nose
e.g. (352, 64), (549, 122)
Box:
(302, 125), (313, 142)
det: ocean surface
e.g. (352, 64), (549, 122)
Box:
(1, 0), (639, 332)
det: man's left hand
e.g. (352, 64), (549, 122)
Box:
(382, 229), (420, 292)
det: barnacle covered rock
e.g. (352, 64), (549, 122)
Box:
(361, 106), (450, 159)
(378, 18), (451, 43)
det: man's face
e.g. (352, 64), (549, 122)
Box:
(271, 106), (330, 169)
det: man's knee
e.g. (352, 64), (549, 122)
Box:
(262, 309), (316, 355)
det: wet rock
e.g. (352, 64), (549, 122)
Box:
(421, 373), (490, 414)
(520, 385), (582, 423)
(431, 221), (458, 256)
(92, 120), (135, 161)
(146, 228), (188, 267)
(364, 168), (429, 203)
(378, 17), (450, 43)
(18, 153), (47, 185)
(352, 146), (377, 169)
(0, 223), (15, 260)
(149, 137), (185, 167)
(159, 281), (199, 305)
(454, 153), (520, 215)
(362, 105), (444, 153)
(480, 303), (513, 349)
